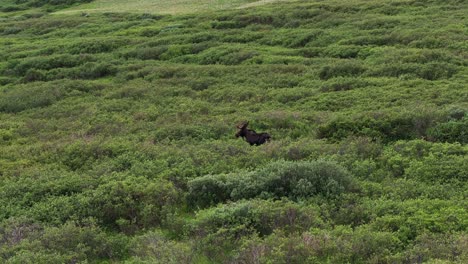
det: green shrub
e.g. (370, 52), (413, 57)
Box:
(320, 77), (371, 92)
(28, 0), (93, 8)
(0, 26), (23, 35)
(369, 199), (468, 243)
(403, 232), (468, 263)
(406, 154), (468, 182)
(22, 69), (46, 82)
(317, 109), (444, 142)
(323, 45), (362, 58)
(191, 199), (323, 238)
(381, 139), (467, 179)
(4, 251), (68, 264)
(6, 54), (93, 76)
(60, 140), (132, 171)
(72, 62), (117, 79)
(196, 47), (258, 65)
(68, 39), (120, 54)
(129, 230), (193, 263)
(232, 226), (402, 264)
(0, 83), (65, 113)
(26, 195), (85, 225)
(0, 0), (467, 262)
(211, 20), (244, 29)
(87, 176), (180, 232)
(188, 160), (353, 208)
(231, 161), (334, 200)
(123, 46), (168, 60)
(186, 173), (233, 208)
(153, 124), (225, 142)
(319, 60), (366, 80)
(0, 219), (128, 263)
(190, 199), (324, 262)
(428, 118), (468, 143)
(1, 6), (25, 12)
(368, 62), (458, 80)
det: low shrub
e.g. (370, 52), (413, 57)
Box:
(187, 160), (353, 208)
(368, 62), (458, 80)
(191, 199), (323, 238)
(317, 109), (444, 142)
(406, 154), (468, 182)
(320, 77), (371, 92)
(123, 46), (168, 60)
(73, 62), (117, 79)
(428, 118), (468, 144)
(186, 174), (232, 208)
(27, 0), (94, 8)
(68, 39), (121, 54)
(6, 54), (94, 76)
(130, 230), (193, 264)
(0, 83), (65, 113)
(232, 226), (402, 264)
(381, 139), (467, 178)
(87, 176), (180, 232)
(195, 47), (258, 65)
(0, 219), (128, 263)
(319, 60), (366, 80)
(403, 232), (468, 263)
(323, 45), (362, 58)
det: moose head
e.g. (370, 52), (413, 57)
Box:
(235, 121), (271, 146)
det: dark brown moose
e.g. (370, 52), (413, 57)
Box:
(235, 121), (271, 146)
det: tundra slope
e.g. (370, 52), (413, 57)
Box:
(0, 0), (467, 263)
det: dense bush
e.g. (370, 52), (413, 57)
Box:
(0, 83), (66, 113)
(406, 154), (468, 182)
(68, 39), (121, 54)
(188, 160), (353, 208)
(381, 139), (467, 179)
(1, 0), (467, 262)
(87, 176), (180, 232)
(320, 77), (371, 92)
(194, 46), (258, 65)
(0, 219), (128, 263)
(4, 54), (94, 76)
(190, 199), (324, 238)
(189, 199), (324, 262)
(129, 230), (193, 263)
(318, 60), (366, 80)
(230, 226), (402, 264)
(317, 109), (444, 142)
(123, 46), (168, 60)
(23, 0), (93, 8)
(428, 118), (468, 144)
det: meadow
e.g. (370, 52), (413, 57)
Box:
(0, 0), (467, 263)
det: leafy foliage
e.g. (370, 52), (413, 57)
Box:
(188, 160), (353, 208)
(0, 0), (467, 263)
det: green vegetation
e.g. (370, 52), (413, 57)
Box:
(1, 0), (467, 263)
(54, 0), (273, 15)
(1, 0), (93, 12)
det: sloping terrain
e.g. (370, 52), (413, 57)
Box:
(0, 0), (467, 263)
(55, 0), (286, 15)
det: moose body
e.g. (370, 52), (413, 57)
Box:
(235, 122), (271, 146)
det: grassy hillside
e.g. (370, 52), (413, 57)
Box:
(54, 0), (288, 15)
(1, 0), (467, 263)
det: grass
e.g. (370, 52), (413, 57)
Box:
(54, 0), (289, 15)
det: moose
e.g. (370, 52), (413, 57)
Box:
(235, 121), (271, 146)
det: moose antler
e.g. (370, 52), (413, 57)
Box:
(236, 121), (249, 129)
